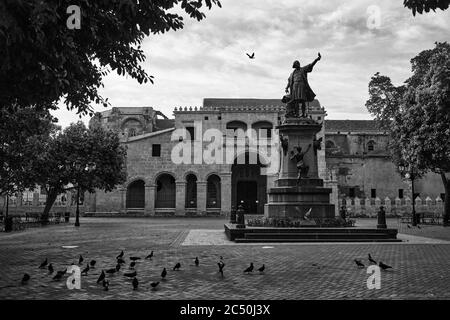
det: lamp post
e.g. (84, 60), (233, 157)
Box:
(399, 164), (418, 226)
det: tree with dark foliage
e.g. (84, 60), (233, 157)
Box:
(366, 42), (450, 225)
(404, 0), (450, 16)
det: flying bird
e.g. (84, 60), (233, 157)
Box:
(194, 257), (199, 267)
(145, 251), (154, 259)
(150, 281), (160, 290)
(244, 263), (254, 274)
(173, 262), (181, 271)
(97, 270), (106, 283)
(129, 256), (141, 262)
(78, 255), (84, 265)
(124, 270), (137, 278)
(161, 268), (167, 279)
(132, 277), (139, 290)
(39, 258), (48, 269)
(258, 264), (265, 273)
(116, 250), (124, 259)
(379, 261), (392, 270)
(21, 273), (30, 284)
(48, 263), (54, 274)
(89, 260), (96, 267)
(81, 264), (90, 276)
(354, 259), (365, 268)
(246, 52), (255, 59)
(218, 262), (225, 278)
(368, 254), (377, 265)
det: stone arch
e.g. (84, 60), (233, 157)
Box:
(155, 173), (176, 208)
(206, 174), (221, 209)
(325, 140), (336, 149)
(126, 179), (145, 209)
(251, 121), (273, 139)
(185, 173), (198, 208)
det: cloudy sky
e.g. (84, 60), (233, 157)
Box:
(53, 0), (450, 127)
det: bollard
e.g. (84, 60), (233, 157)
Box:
(377, 206), (387, 229)
(229, 206), (237, 224)
(236, 204), (246, 229)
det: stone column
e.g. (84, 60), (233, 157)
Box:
(175, 181), (186, 216)
(220, 172), (232, 216)
(145, 185), (155, 216)
(119, 188), (126, 213)
(197, 181), (207, 215)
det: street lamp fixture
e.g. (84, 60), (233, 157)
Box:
(399, 164), (418, 226)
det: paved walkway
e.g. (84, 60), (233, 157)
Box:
(0, 217), (449, 300)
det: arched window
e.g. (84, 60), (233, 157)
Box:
(226, 121), (247, 137)
(155, 174), (176, 208)
(251, 121), (273, 139)
(128, 128), (137, 137)
(206, 175), (221, 208)
(126, 180), (145, 208)
(325, 140), (335, 149)
(367, 140), (376, 152)
(185, 174), (197, 208)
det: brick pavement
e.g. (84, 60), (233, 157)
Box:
(0, 217), (449, 300)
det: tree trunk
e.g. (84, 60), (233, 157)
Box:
(441, 173), (450, 226)
(41, 191), (58, 225)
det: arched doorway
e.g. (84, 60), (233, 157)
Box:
(185, 174), (197, 208)
(206, 175), (221, 209)
(126, 180), (145, 209)
(231, 153), (267, 214)
(155, 174), (176, 208)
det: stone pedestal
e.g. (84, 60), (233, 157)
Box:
(264, 117), (335, 219)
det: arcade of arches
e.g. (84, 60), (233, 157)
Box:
(125, 153), (269, 215)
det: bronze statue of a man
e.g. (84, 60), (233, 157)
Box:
(285, 52), (321, 118)
(290, 144), (312, 184)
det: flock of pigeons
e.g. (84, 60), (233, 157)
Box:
(354, 253), (393, 270)
(20, 251), (266, 290)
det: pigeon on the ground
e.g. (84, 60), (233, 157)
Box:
(194, 257), (199, 266)
(173, 262), (181, 271)
(407, 224), (412, 228)
(78, 255), (84, 265)
(132, 277), (138, 290)
(354, 259), (365, 268)
(102, 279), (109, 291)
(129, 261), (136, 270)
(117, 257), (126, 264)
(53, 269), (67, 281)
(97, 270), (106, 283)
(379, 261), (392, 270)
(106, 264), (120, 274)
(150, 281), (160, 290)
(145, 251), (154, 259)
(21, 273), (30, 284)
(218, 262), (225, 278)
(81, 264), (90, 276)
(258, 264), (265, 273)
(161, 268), (167, 279)
(89, 260), (96, 267)
(48, 263), (54, 274)
(244, 263), (254, 274)
(417, 225), (421, 229)
(129, 256), (141, 262)
(39, 258), (48, 269)
(368, 254), (377, 264)
(116, 250), (124, 259)
(246, 52), (255, 59)
(124, 270), (137, 278)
